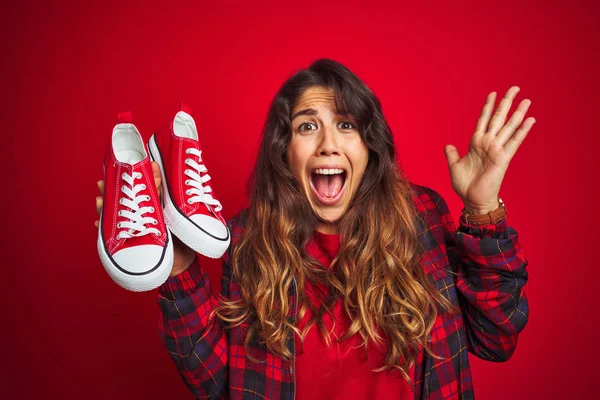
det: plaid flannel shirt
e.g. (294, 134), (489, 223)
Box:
(156, 184), (529, 399)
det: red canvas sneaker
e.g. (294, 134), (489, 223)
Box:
(97, 112), (174, 292)
(147, 103), (230, 258)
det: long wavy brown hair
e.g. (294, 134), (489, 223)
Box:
(214, 59), (458, 384)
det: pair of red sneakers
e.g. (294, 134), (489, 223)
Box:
(97, 104), (230, 292)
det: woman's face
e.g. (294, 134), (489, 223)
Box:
(287, 86), (369, 234)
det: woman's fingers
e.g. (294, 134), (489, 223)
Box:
(96, 196), (103, 215)
(503, 116), (536, 159)
(96, 180), (103, 227)
(487, 86), (520, 135)
(496, 98), (532, 146)
(97, 180), (104, 195)
(476, 91), (497, 133)
(151, 161), (163, 198)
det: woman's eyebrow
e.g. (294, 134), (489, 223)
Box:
(291, 108), (317, 121)
(291, 108), (348, 121)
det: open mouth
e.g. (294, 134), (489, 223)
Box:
(309, 167), (348, 205)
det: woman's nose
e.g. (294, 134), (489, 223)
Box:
(316, 127), (340, 156)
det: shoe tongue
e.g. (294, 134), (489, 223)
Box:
(313, 174), (343, 198)
(116, 149), (144, 165)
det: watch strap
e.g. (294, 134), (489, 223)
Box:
(461, 197), (506, 225)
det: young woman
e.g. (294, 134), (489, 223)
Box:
(95, 59), (532, 399)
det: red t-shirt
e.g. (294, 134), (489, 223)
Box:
(295, 229), (415, 399)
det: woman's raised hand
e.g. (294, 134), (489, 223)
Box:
(444, 86), (536, 215)
(95, 161), (196, 277)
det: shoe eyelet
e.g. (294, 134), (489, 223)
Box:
(149, 207), (155, 213)
(119, 198), (124, 205)
(185, 190), (191, 195)
(136, 172), (142, 179)
(145, 195), (151, 201)
(117, 211), (122, 216)
(121, 185), (127, 191)
(185, 179), (190, 186)
(141, 184), (146, 190)
(187, 199), (192, 204)
(117, 222), (121, 228)
(153, 219), (158, 225)
(121, 173), (127, 179)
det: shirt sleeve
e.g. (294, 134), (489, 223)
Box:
(156, 253), (230, 399)
(437, 193), (530, 362)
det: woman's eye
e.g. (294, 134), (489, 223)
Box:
(338, 121), (356, 130)
(298, 122), (317, 132)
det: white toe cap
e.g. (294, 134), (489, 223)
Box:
(112, 245), (165, 274)
(189, 214), (229, 240)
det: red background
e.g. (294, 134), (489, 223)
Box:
(2, 0), (598, 399)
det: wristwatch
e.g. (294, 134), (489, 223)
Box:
(461, 196), (506, 225)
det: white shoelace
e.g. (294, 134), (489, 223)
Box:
(184, 148), (223, 212)
(116, 172), (161, 240)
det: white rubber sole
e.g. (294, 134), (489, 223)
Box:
(147, 134), (230, 259)
(97, 217), (174, 292)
